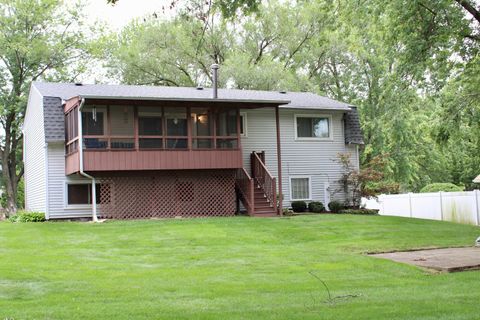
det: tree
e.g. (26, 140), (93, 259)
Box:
(0, 0), (92, 215)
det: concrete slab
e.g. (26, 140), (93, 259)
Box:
(371, 247), (480, 272)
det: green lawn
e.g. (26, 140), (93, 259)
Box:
(0, 215), (479, 319)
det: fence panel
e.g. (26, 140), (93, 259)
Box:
(365, 190), (480, 226)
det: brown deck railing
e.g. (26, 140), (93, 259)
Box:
(252, 152), (277, 213)
(235, 168), (254, 215)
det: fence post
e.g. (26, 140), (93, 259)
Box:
(408, 192), (413, 218)
(474, 190), (480, 226)
(439, 191), (444, 221)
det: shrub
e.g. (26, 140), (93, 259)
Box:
(420, 183), (464, 193)
(328, 201), (345, 213)
(8, 211), (45, 223)
(339, 209), (379, 215)
(308, 201), (325, 213)
(291, 201), (307, 213)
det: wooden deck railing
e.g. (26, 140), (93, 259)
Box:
(252, 152), (277, 213)
(235, 168), (254, 215)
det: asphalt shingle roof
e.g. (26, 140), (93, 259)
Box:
(344, 107), (364, 145)
(32, 82), (363, 143)
(33, 82), (352, 110)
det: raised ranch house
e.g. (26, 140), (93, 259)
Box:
(23, 78), (363, 220)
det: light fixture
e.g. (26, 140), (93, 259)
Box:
(92, 106), (97, 122)
(198, 114), (207, 124)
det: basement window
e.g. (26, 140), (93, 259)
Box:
(67, 184), (101, 205)
(290, 177), (311, 201)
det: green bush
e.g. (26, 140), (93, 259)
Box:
(328, 201), (345, 213)
(339, 209), (379, 215)
(308, 201), (325, 213)
(291, 201), (307, 213)
(420, 183), (464, 193)
(8, 211), (46, 223)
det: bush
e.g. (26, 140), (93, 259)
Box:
(328, 201), (345, 213)
(291, 201), (307, 213)
(420, 183), (464, 193)
(8, 211), (45, 223)
(339, 209), (379, 215)
(308, 201), (325, 213)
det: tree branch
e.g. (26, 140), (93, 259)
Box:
(455, 0), (480, 24)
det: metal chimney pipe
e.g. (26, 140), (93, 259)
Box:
(211, 63), (219, 99)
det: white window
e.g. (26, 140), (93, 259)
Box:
(290, 177), (311, 200)
(295, 114), (332, 140)
(240, 112), (247, 137)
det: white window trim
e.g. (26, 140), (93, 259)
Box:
(240, 112), (248, 137)
(294, 114), (333, 141)
(289, 176), (312, 201)
(64, 181), (94, 210)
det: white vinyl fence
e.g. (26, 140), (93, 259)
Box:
(363, 190), (480, 226)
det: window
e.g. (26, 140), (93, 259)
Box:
(165, 107), (188, 149)
(82, 111), (104, 135)
(138, 106), (163, 149)
(295, 115), (331, 139)
(67, 184), (101, 206)
(240, 112), (247, 136)
(290, 177), (311, 200)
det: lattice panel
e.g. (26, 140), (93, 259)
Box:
(98, 170), (236, 219)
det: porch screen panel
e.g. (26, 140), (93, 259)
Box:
(191, 107), (213, 149)
(165, 107), (187, 149)
(110, 105), (135, 149)
(215, 109), (238, 149)
(139, 106), (163, 149)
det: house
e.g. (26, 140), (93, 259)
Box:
(23, 74), (363, 220)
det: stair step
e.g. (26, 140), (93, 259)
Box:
(255, 205), (274, 209)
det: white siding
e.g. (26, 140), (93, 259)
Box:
(23, 87), (46, 213)
(47, 143), (93, 219)
(241, 108), (359, 207)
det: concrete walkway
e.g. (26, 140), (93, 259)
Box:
(371, 247), (480, 272)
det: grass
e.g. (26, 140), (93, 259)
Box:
(0, 214), (479, 319)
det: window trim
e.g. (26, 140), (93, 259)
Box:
(64, 181), (97, 210)
(240, 112), (248, 137)
(289, 176), (312, 201)
(294, 114), (333, 141)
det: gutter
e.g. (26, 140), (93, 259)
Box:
(77, 98), (98, 222)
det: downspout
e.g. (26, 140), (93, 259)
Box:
(77, 98), (98, 222)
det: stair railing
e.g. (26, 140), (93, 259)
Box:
(252, 152), (277, 213)
(235, 168), (255, 215)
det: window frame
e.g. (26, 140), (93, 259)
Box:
(240, 112), (247, 137)
(294, 114), (333, 141)
(64, 181), (100, 209)
(289, 176), (312, 201)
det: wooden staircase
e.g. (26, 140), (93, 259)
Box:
(235, 151), (278, 217)
(253, 184), (277, 216)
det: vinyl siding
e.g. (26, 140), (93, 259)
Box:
(241, 108), (359, 207)
(23, 88), (46, 213)
(47, 143), (94, 219)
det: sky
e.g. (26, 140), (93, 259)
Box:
(81, 0), (172, 30)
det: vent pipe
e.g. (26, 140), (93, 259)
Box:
(211, 63), (219, 99)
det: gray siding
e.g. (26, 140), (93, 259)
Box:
(23, 88), (47, 213)
(47, 143), (93, 219)
(241, 108), (359, 207)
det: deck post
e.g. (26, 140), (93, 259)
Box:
(275, 106), (283, 216)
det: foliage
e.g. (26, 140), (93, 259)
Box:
(338, 209), (379, 215)
(327, 201), (344, 213)
(103, 0), (480, 193)
(336, 153), (399, 207)
(420, 183), (464, 193)
(0, 0), (95, 215)
(8, 211), (45, 222)
(1, 178), (24, 209)
(290, 201), (307, 213)
(308, 201), (325, 213)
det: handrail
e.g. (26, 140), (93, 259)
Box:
(252, 152), (277, 214)
(235, 168), (255, 215)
